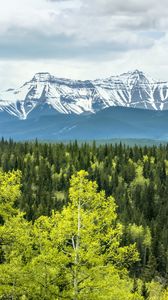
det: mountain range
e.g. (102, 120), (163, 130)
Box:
(1, 70), (168, 140)
(1, 69), (168, 120)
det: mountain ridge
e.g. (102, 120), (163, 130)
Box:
(1, 70), (168, 120)
(1, 106), (168, 141)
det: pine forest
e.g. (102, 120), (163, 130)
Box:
(0, 139), (168, 299)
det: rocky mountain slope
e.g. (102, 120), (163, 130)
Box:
(1, 70), (168, 120)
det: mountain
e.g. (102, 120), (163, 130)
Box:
(1, 70), (168, 120)
(1, 70), (168, 141)
(1, 106), (168, 141)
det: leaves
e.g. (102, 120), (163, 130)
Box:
(0, 170), (143, 299)
(0, 170), (21, 222)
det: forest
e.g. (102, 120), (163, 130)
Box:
(0, 138), (168, 299)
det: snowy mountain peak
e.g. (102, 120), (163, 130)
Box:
(32, 72), (53, 82)
(129, 70), (151, 81)
(1, 70), (168, 120)
(121, 69), (143, 76)
(119, 69), (149, 81)
(131, 69), (144, 75)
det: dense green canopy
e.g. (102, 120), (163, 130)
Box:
(0, 139), (168, 298)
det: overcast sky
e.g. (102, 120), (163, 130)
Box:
(0, 0), (168, 89)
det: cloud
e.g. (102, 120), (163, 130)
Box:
(0, 0), (166, 43)
(0, 0), (168, 88)
(47, 0), (71, 1)
(81, 0), (167, 16)
(0, 0), (158, 61)
(0, 26), (155, 61)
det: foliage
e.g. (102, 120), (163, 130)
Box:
(0, 169), (144, 299)
(0, 169), (21, 222)
(0, 139), (168, 285)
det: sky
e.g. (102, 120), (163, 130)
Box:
(0, 0), (168, 89)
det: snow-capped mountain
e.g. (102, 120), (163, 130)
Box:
(1, 70), (168, 120)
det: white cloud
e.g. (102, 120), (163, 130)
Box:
(0, 0), (168, 87)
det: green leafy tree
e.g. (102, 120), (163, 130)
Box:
(29, 171), (142, 299)
(0, 169), (21, 222)
(0, 170), (143, 300)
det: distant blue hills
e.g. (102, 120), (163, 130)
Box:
(1, 106), (168, 141)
